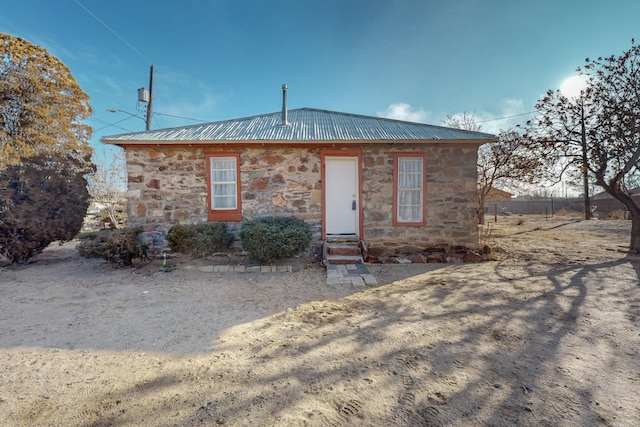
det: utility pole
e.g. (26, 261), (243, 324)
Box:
(145, 64), (154, 130)
(580, 99), (592, 220)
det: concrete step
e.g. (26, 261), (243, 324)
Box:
(325, 254), (364, 265)
(323, 240), (364, 265)
(326, 244), (361, 256)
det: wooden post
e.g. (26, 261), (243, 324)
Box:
(145, 64), (154, 130)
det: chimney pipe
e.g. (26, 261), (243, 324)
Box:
(281, 84), (289, 126)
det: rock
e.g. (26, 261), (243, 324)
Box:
(366, 245), (387, 257)
(427, 254), (444, 263)
(412, 254), (427, 263)
(463, 251), (484, 263)
(444, 252), (462, 263)
(395, 245), (424, 255)
(424, 246), (446, 253)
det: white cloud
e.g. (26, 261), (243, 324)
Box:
(377, 103), (431, 123)
(378, 99), (535, 134)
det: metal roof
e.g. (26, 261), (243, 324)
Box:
(102, 108), (497, 145)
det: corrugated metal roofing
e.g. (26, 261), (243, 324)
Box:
(101, 108), (497, 144)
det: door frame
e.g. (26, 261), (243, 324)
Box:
(320, 150), (363, 240)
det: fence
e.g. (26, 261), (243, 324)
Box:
(485, 195), (640, 217)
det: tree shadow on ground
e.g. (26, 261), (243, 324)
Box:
(200, 254), (640, 425)
(24, 253), (636, 426)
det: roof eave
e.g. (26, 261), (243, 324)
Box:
(101, 138), (496, 148)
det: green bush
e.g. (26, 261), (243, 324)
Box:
(166, 223), (234, 258)
(77, 227), (147, 266)
(240, 216), (312, 262)
(0, 154), (91, 265)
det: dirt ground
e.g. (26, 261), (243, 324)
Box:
(0, 215), (639, 426)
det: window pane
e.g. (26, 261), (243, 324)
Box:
(211, 157), (234, 170)
(210, 156), (237, 210)
(213, 169), (235, 182)
(397, 157), (423, 222)
(213, 183), (235, 196)
(213, 195), (236, 209)
(399, 158), (422, 174)
(399, 205), (421, 222)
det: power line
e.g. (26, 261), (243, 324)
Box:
(74, 0), (153, 65)
(475, 111), (536, 123)
(92, 110), (209, 135)
(88, 116), (138, 133)
(154, 111), (210, 123)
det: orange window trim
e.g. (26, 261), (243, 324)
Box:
(393, 152), (427, 227)
(206, 152), (242, 222)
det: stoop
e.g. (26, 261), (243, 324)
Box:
(323, 239), (364, 265)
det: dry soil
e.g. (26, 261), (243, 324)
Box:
(0, 215), (639, 426)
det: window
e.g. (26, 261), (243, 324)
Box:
(207, 153), (242, 221)
(393, 153), (426, 226)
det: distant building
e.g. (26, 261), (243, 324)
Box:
(485, 187), (513, 201)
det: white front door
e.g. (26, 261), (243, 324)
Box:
(325, 157), (359, 236)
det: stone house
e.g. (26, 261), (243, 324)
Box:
(102, 96), (496, 258)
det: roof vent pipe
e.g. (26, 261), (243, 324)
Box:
(281, 84), (289, 126)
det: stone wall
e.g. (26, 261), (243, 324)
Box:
(123, 143), (479, 255)
(360, 144), (479, 256)
(124, 146), (325, 252)
(124, 147), (208, 249)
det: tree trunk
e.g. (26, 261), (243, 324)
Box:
(478, 206), (485, 225)
(580, 106), (593, 220)
(630, 210), (640, 254)
(583, 183), (592, 220)
(597, 183), (640, 253)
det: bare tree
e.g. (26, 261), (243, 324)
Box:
(476, 130), (539, 223)
(528, 40), (640, 252)
(444, 114), (536, 223)
(584, 41), (640, 252)
(443, 112), (482, 132)
(87, 151), (127, 228)
(526, 84), (597, 219)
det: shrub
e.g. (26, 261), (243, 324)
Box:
(166, 223), (234, 258)
(240, 216), (312, 262)
(78, 227), (147, 266)
(95, 201), (127, 229)
(0, 154), (91, 264)
(602, 209), (627, 220)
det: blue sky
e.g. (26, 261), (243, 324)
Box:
(2, 0), (639, 165)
